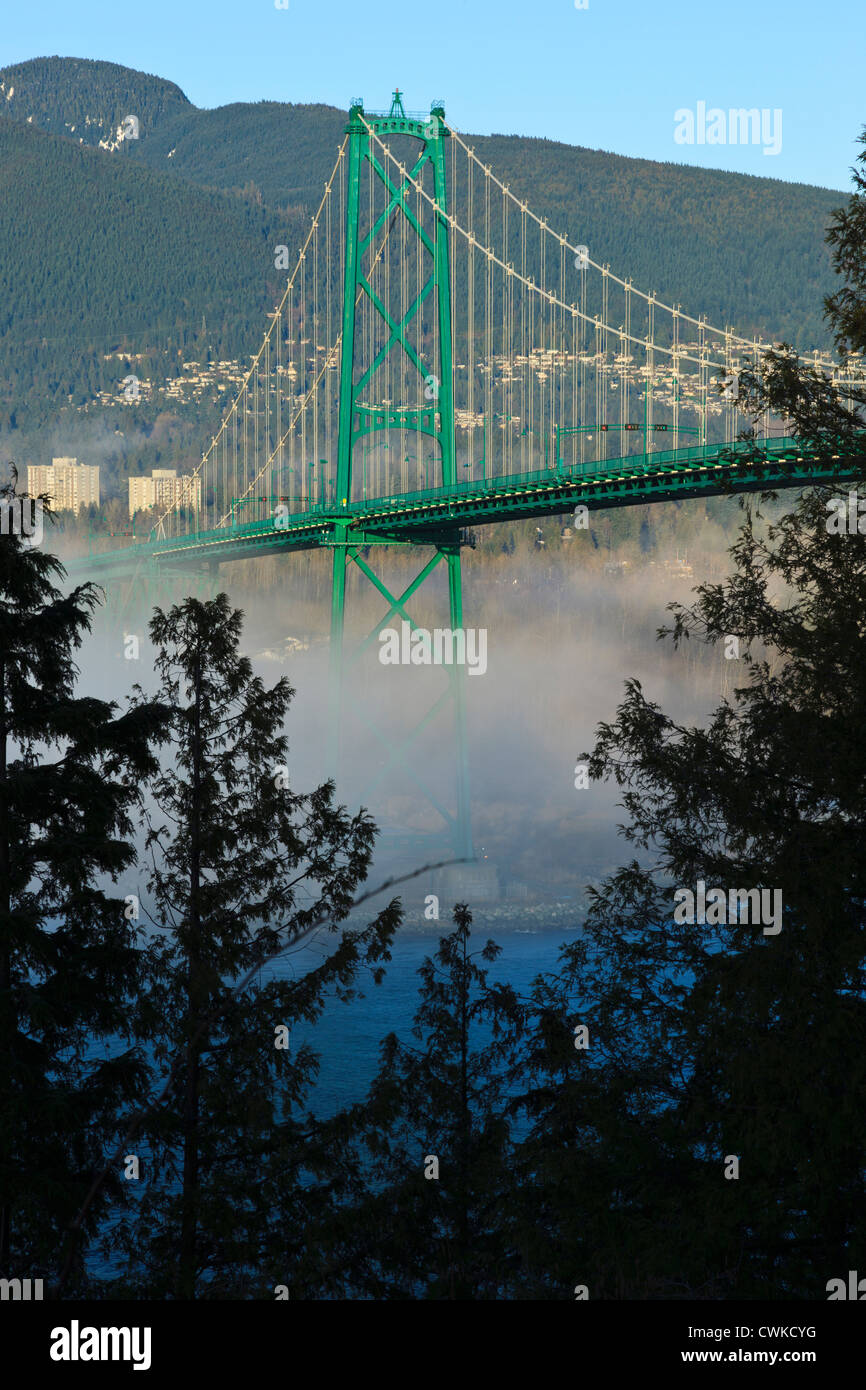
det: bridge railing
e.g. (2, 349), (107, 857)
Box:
(145, 435), (825, 549)
(349, 435), (808, 516)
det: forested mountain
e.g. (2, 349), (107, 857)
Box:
(0, 114), (304, 422)
(0, 55), (850, 488)
(0, 56), (348, 203)
(129, 100), (349, 210)
(462, 135), (839, 346)
(0, 56), (192, 148)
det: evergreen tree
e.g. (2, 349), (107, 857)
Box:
(509, 131), (866, 1300)
(110, 593), (401, 1298)
(306, 906), (523, 1299)
(0, 473), (169, 1292)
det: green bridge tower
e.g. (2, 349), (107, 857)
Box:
(328, 91), (474, 863)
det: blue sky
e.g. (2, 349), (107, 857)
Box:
(2, 0), (863, 190)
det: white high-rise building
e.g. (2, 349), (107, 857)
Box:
(27, 458), (100, 514)
(128, 469), (202, 517)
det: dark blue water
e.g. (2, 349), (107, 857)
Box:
(261, 924), (579, 1116)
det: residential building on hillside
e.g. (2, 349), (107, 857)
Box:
(27, 458), (100, 514)
(128, 469), (202, 517)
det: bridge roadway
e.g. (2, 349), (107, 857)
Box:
(69, 436), (866, 578)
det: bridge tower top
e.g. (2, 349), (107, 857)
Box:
(336, 92), (456, 509)
(347, 90), (447, 137)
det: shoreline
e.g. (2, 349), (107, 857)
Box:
(345, 901), (586, 934)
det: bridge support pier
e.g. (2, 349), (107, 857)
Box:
(444, 543), (473, 863)
(327, 527), (349, 779)
(326, 531), (474, 865)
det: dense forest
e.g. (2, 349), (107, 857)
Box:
(0, 116), (304, 420)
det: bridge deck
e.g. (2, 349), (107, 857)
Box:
(67, 437), (865, 577)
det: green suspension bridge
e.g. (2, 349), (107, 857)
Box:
(69, 91), (866, 867)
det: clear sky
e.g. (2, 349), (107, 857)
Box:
(2, 0), (863, 191)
